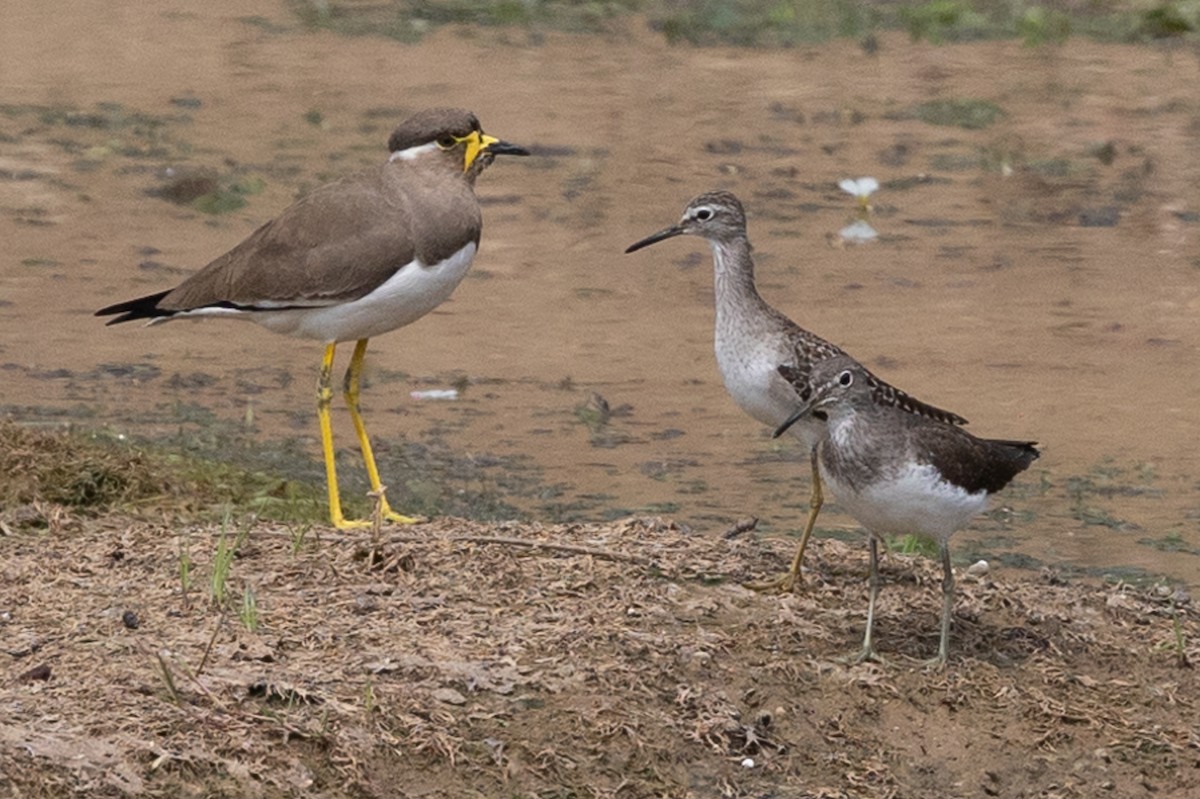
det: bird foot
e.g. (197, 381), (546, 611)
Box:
(840, 647), (887, 667)
(743, 571), (804, 594)
(330, 516), (373, 531)
(383, 510), (425, 526)
(328, 511), (426, 529)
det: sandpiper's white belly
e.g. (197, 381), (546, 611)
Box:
(822, 461), (988, 544)
(160, 243), (478, 343)
(714, 335), (820, 446)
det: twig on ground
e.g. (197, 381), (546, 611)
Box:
(196, 611), (225, 677)
(387, 533), (652, 564)
(187, 524), (652, 564)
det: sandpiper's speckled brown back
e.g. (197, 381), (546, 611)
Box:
(805, 357), (1037, 495)
(778, 356), (967, 427)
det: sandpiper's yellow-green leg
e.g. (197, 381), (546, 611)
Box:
(343, 339), (420, 525)
(783, 449), (824, 590)
(835, 536), (887, 666)
(745, 449), (824, 593)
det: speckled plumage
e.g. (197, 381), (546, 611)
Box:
(626, 190), (966, 590)
(792, 356), (1038, 664)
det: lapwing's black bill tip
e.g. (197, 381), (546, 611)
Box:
(624, 226), (683, 254)
(488, 140), (531, 157)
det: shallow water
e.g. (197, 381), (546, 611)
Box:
(2, 3), (1198, 586)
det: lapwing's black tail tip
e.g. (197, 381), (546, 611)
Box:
(95, 289), (173, 325)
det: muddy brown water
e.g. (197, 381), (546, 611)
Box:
(3, 3), (1198, 587)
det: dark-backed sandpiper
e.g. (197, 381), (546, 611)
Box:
(625, 190), (966, 591)
(775, 355), (1039, 665)
(97, 108), (528, 529)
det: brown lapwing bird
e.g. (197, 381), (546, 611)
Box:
(96, 107), (528, 529)
(625, 190), (966, 591)
(774, 355), (1039, 666)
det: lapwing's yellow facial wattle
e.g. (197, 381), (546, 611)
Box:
(457, 130), (499, 172)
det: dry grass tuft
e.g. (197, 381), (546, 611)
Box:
(0, 422), (171, 512)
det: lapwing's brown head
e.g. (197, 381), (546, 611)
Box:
(388, 108), (528, 176)
(773, 356), (869, 438)
(624, 190), (749, 253)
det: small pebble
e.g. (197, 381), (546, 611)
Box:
(19, 664), (51, 682)
(122, 610), (140, 630)
(432, 687), (467, 705)
(353, 595), (379, 614)
(741, 757), (755, 768)
(966, 560), (990, 577)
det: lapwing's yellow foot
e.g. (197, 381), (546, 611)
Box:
(330, 515), (375, 531)
(329, 511), (424, 529)
(364, 486), (424, 526)
(382, 509), (424, 525)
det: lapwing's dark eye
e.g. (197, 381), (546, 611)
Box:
(695, 208), (713, 221)
(838, 370), (853, 387)
(436, 135), (457, 149)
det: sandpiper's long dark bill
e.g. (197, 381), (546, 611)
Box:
(774, 390), (824, 438)
(624, 222), (688, 253)
(788, 355), (1039, 666)
(96, 107), (528, 529)
(624, 190), (967, 593)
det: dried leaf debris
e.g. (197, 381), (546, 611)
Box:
(1, 513), (1197, 798)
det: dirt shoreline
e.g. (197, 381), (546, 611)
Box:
(3, 3), (1199, 795)
(2, 511), (1197, 797)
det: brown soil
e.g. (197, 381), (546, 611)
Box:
(3, 2), (1200, 796)
(2, 506), (1197, 798)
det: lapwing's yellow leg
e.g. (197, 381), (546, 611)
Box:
(319, 342), (366, 529)
(343, 338), (421, 524)
(746, 447), (823, 593)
